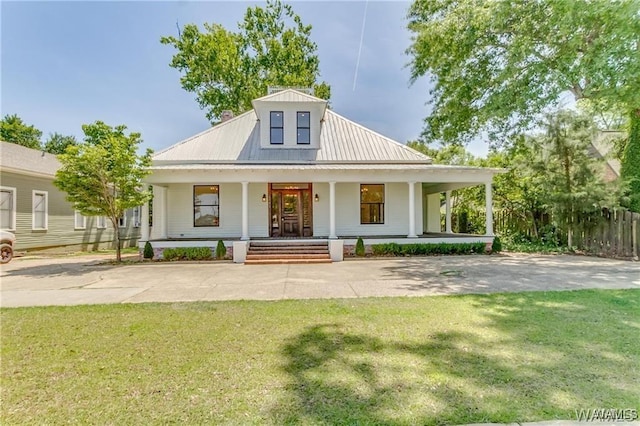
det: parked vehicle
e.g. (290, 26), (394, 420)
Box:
(1, 230), (16, 263)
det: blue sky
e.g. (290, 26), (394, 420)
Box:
(1, 1), (489, 157)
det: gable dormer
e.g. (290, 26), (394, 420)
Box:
(252, 88), (328, 149)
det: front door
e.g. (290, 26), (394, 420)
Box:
(269, 184), (313, 237)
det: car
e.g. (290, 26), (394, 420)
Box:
(1, 230), (16, 264)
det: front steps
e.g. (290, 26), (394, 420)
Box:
(245, 241), (331, 265)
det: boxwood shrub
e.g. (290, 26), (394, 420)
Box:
(162, 247), (212, 261)
(371, 242), (486, 256)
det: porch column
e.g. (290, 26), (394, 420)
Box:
(445, 191), (453, 234)
(329, 181), (337, 239)
(154, 185), (167, 239)
(140, 199), (150, 241)
(408, 181), (417, 238)
(241, 181), (249, 240)
(485, 181), (494, 236)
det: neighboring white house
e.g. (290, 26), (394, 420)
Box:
(141, 89), (501, 262)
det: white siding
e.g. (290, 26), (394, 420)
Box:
(312, 182), (330, 237)
(424, 193), (441, 233)
(334, 182), (422, 237)
(249, 183), (269, 237)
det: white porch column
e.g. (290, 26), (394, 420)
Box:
(445, 191), (453, 234)
(140, 200), (150, 241)
(485, 182), (494, 236)
(329, 181), (337, 239)
(408, 181), (417, 238)
(241, 181), (249, 240)
(156, 185), (168, 239)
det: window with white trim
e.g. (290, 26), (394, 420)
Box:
(133, 206), (141, 227)
(74, 210), (86, 229)
(97, 216), (107, 229)
(297, 111), (310, 144)
(270, 111), (284, 144)
(118, 212), (126, 228)
(0, 187), (16, 231)
(32, 190), (48, 230)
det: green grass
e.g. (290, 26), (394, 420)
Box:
(2, 290), (639, 424)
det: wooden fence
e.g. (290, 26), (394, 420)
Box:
(493, 208), (639, 260)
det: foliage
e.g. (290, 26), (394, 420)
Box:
(407, 0), (640, 145)
(371, 242), (486, 256)
(0, 114), (42, 149)
(491, 236), (502, 254)
(162, 247), (213, 261)
(621, 112), (640, 212)
(355, 237), (365, 257)
(161, 0), (330, 123)
(143, 241), (154, 260)
(54, 121), (152, 262)
(215, 240), (227, 259)
(43, 132), (78, 154)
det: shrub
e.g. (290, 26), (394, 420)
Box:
(370, 242), (486, 257)
(143, 241), (154, 259)
(492, 236), (502, 253)
(355, 237), (365, 257)
(215, 240), (227, 259)
(162, 247), (212, 261)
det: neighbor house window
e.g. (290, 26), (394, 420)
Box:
(270, 111), (284, 144)
(133, 206), (141, 227)
(297, 111), (310, 144)
(32, 190), (48, 230)
(194, 185), (219, 227)
(74, 210), (86, 229)
(97, 216), (107, 229)
(0, 187), (16, 230)
(118, 212), (126, 228)
(360, 184), (384, 224)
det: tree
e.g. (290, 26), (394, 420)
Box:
(161, 0), (330, 123)
(43, 132), (78, 154)
(407, 1), (640, 145)
(0, 114), (42, 149)
(54, 121), (152, 262)
(621, 115), (640, 212)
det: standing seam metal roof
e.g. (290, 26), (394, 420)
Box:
(153, 108), (432, 164)
(0, 141), (60, 176)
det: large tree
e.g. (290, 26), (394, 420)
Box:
(43, 132), (78, 155)
(0, 114), (42, 150)
(407, 0), (640, 145)
(161, 0), (330, 123)
(54, 122), (152, 262)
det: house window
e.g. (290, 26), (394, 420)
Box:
(194, 185), (219, 227)
(297, 111), (310, 144)
(74, 210), (86, 229)
(32, 190), (48, 230)
(118, 212), (126, 228)
(360, 184), (384, 224)
(0, 187), (16, 231)
(270, 111), (284, 144)
(97, 216), (107, 229)
(133, 206), (141, 227)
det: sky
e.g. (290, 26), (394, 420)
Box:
(1, 1), (490, 157)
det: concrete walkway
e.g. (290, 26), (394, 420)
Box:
(1, 253), (638, 307)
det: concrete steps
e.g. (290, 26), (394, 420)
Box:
(245, 241), (331, 264)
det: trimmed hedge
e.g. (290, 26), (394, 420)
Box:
(355, 237), (365, 257)
(215, 240), (227, 259)
(371, 242), (486, 256)
(143, 241), (154, 259)
(162, 247), (212, 261)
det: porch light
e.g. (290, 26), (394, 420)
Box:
(314, 193), (319, 202)
(262, 194), (267, 202)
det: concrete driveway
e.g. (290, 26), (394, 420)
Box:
(1, 253), (638, 307)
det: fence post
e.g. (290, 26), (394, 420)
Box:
(633, 216), (638, 261)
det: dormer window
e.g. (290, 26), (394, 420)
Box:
(270, 111), (284, 144)
(297, 112), (310, 144)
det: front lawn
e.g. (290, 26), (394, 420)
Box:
(2, 290), (638, 424)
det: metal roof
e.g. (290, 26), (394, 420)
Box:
(153, 108), (432, 164)
(151, 163), (501, 173)
(0, 141), (60, 177)
(252, 88), (328, 105)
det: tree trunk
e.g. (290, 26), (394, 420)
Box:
(110, 217), (121, 263)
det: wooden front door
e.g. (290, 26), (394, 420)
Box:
(269, 184), (313, 238)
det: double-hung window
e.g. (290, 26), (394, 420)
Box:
(194, 185), (219, 227)
(270, 111), (284, 144)
(97, 216), (107, 229)
(297, 112), (310, 144)
(32, 190), (48, 230)
(0, 187), (16, 230)
(360, 184), (385, 224)
(74, 210), (86, 229)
